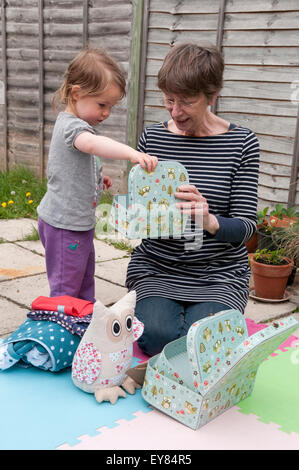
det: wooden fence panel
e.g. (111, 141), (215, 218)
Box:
(139, 0), (299, 211)
(0, 0), (133, 193)
(1, 1), (299, 207)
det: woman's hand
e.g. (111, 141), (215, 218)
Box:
(130, 151), (158, 173)
(175, 185), (219, 235)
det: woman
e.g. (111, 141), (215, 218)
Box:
(126, 42), (259, 356)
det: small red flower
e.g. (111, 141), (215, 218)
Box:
(155, 374), (160, 379)
(194, 381), (198, 388)
(174, 372), (179, 378)
(204, 380), (209, 386)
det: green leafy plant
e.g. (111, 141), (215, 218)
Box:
(270, 203), (299, 220)
(257, 207), (269, 226)
(0, 166), (47, 219)
(273, 224), (299, 266)
(253, 248), (288, 266)
(24, 225), (40, 241)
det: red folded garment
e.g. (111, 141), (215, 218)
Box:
(31, 295), (94, 317)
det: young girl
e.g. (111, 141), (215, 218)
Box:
(37, 47), (158, 303)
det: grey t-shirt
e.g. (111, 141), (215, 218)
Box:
(37, 112), (102, 231)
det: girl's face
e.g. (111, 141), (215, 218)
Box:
(70, 84), (122, 126)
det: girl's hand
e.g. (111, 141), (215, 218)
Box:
(175, 185), (219, 235)
(103, 175), (112, 190)
(130, 151), (158, 172)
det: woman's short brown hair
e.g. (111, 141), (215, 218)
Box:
(157, 42), (224, 102)
(52, 47), (126, 110)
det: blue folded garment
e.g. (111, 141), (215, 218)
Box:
(0, 319), (81, 372)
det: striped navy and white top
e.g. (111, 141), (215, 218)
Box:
(126, 122), (260, 313)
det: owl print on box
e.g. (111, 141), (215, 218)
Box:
(106, 161), (190, 240)
(72, 290), (144, 404)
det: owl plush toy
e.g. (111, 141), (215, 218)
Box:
(72, 290), (144, 404)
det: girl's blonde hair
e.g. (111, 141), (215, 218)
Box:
(52, 47), (126, 110)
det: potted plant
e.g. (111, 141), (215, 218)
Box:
(255, 207), (280, 251)
(272, 223), (299, 286)
(268, 204), (299, 228)
(249, 248), (294, 300)
(255, 205), (295, 251)
(246, 207), (269, 253)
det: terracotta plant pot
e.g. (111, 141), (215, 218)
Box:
(245, 232), (258, 253)
(250, 256), (294, 300)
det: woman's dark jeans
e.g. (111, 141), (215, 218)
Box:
(135, 296), (231, 356)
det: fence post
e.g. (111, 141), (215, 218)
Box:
(137, 0), (149, 142)
(126, 0), (144, 152)
(1, 0), (8, 172)
(38, 0), (45, 178)
(211, 0), (226, 115)
(83, 0), (89, 47)
(288, 104), (299, 208)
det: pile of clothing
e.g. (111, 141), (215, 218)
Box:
(0, 296), (93, 372)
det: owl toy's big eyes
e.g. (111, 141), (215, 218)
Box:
(126, 315), (133, 332)
(112, 320), (121, 336)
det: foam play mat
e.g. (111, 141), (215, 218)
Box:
(1, 319), (299, 450)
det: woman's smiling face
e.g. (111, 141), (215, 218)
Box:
(163, 92), (210, 136)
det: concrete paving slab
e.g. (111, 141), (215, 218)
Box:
(94, 277), (127, 305)
(0, 243), (46, 280)
(95, 257), (130, 287)
(0, 218), (38, 241)
(0, 297), (28, 338)
(0, 273), (50, 308)
(94, 239), (128, 261)
(244, 297), (298, 324)
(0, 273), (127, 310)
(15, 240), (45, 257)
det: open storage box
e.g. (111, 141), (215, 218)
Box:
(142, 309), (299, 429)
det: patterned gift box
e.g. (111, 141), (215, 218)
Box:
(108, 161), (190, 239)
(142, 310), (299, 430)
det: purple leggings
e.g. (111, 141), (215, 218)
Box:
(38, 217), (95, 303)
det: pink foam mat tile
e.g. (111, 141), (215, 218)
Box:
(133, 342), (149, 363)
(56, 406), (299, 450)
(56, 318), (299, 450)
